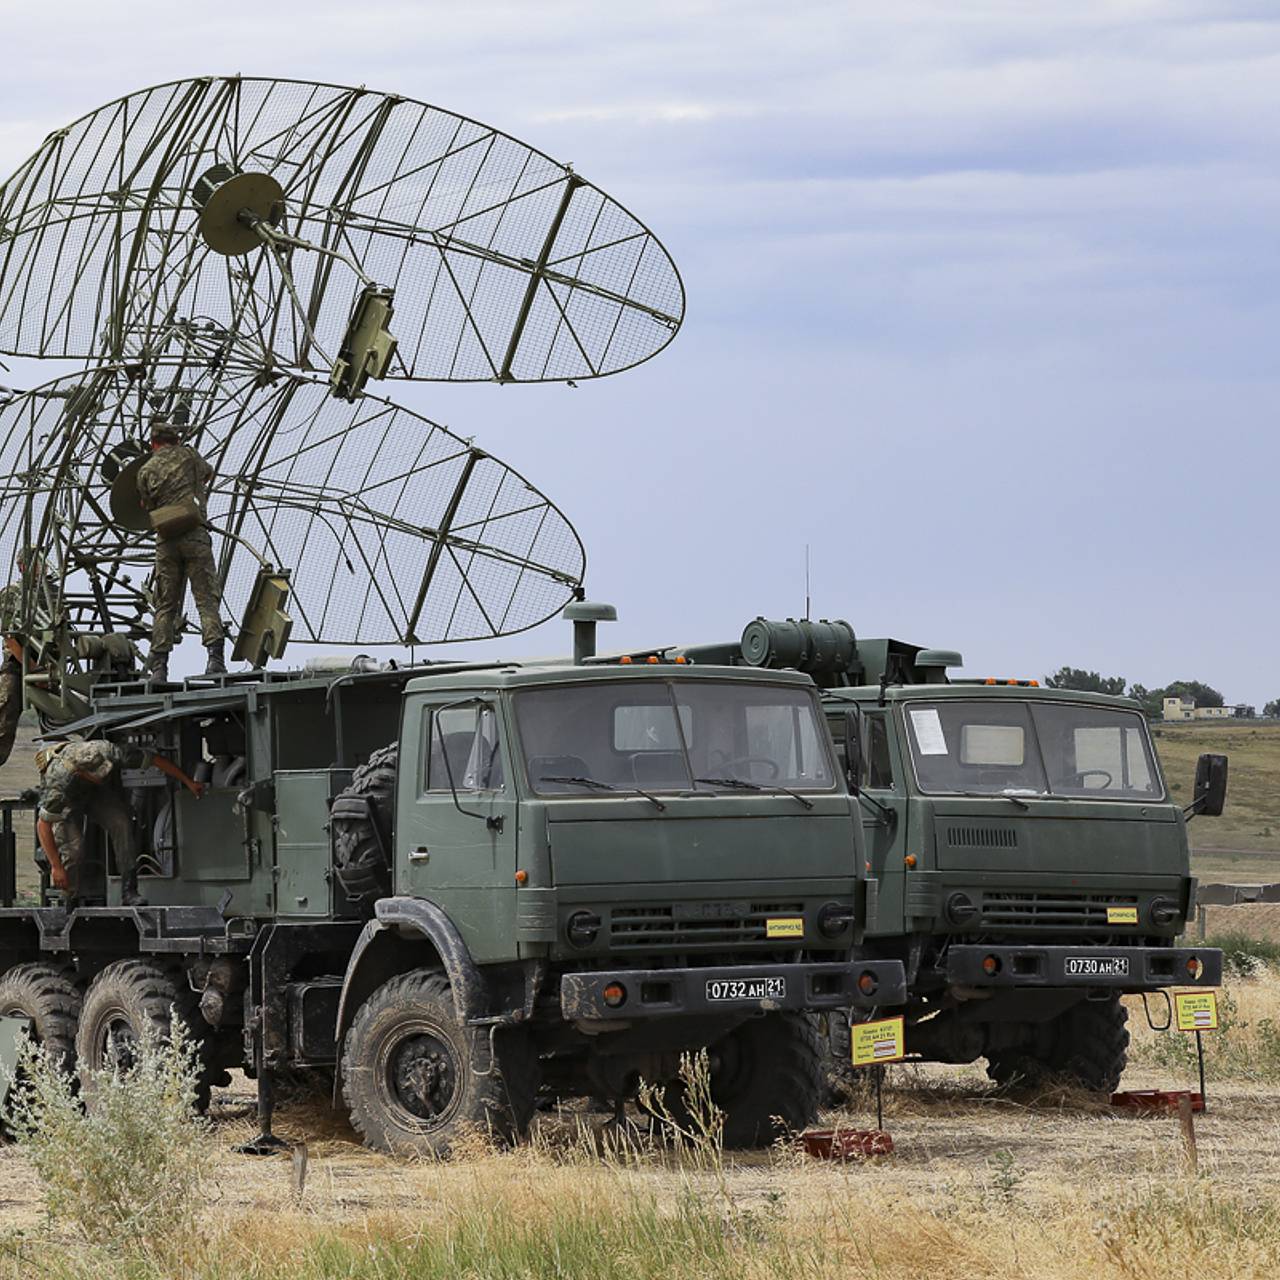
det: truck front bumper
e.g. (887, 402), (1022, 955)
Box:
(945, 944), (1222, 990)
(561, 959), (906, 1021)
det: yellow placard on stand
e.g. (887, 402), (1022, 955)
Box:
(1174, 991), (1219, 1032)
(851, 1015), (905, 1066)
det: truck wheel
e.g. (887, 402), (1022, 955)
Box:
(661, 1013), (823, 1149)
(985, 994), (1130, 1093)
(0, 963), (81, 1076)
(341, 968), (537, 1156)
(330, 743), (397, 912)
(75, 960), (219, 1111)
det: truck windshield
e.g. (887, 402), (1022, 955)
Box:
(515, 680), (836, 796)
(904, 700), (1163, 801)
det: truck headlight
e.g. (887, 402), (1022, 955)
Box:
(1149, 897), (1179, 927)
(566, 911), (601, 948)
(945, 892), (979, 925)
(818, 902), (854, 938)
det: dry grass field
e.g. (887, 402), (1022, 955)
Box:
(0, 970), (1276, 1278)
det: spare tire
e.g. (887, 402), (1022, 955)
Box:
(331, 743), (398, 912)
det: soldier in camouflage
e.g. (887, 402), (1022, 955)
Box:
(0, 549), (40, 768)
(0, 582), (23, 768)
(36, 739), (204, 906)
(137, 422), (228, 682)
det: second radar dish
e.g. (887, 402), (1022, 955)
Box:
(0, 77), (684, 390)
(0, 365), (585, 653)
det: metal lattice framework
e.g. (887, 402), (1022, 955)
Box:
(0, 76), (685, 385)
(0, 364), (585, 647)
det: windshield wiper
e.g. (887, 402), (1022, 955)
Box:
(539, 774), (666, 811)
(695, 777), (814, 810)
(952, 790), (1033, 810)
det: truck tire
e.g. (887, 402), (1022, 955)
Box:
(660, 1013), (824, 1149)
(75, 960), (221, 1112)
(0, 963), (81, 1076)
(341, 967), (537, 1157)
(985, 994), (1130, 1093)
(330, 743), (397, 911)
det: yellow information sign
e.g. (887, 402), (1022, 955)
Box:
(766, 917), (804, 940)
(1174, 991), (1219, 1032)
(1106, 906), (1139, 925)
(851, 1015), (906, 1066)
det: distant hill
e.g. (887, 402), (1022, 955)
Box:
(1152, 721), (1280, 882)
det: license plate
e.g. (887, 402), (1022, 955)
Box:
(1065, 955), (1130, 978)
(705, 976), (786, 1003)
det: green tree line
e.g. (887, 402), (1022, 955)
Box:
(1041, 668), (1256, 717)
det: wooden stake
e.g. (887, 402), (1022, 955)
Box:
(292, 1141), (309, 1199)
(1177, 1094), (1198, 1172)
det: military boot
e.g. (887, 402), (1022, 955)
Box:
(121, 871), (148, 908)
(204, 640), (227, 675)
(147, 653), (169, 684)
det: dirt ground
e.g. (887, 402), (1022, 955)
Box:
(0, 994), (1273, 1236)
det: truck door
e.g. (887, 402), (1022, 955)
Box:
(860, 711), (908, 935)
(397, 699), (517, 963)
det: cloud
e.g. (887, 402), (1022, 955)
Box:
(0, 1), (1276, 699)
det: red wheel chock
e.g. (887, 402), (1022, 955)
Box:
(801, 1128), (894, 1159)
(1111, 1089), (1204, 1114)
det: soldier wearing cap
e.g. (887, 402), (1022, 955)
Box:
(36, 739), (204, 906)
(137, 421), (228, 683)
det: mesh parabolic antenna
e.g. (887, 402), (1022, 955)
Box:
(0, 77), (685, 394)
(0, 363), (586, 657)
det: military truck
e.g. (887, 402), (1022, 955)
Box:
(618, 618), (1225, 1092)
(0, 613), (904, 1154)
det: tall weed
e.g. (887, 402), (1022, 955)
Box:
(3, 1013), (212, 1248)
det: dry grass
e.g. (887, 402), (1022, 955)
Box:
(0, 977), (1275, 1278)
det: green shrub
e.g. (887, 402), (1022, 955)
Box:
(1209, 930), (1280, 978)
(3, 1012), (212, 1248)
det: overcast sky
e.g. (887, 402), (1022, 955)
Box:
(1, 1), (1277, 704)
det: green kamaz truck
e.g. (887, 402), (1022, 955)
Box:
(620, 617), (1226, 1092)
(0, 613), (904, 1154)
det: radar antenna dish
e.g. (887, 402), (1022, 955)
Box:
(0, 77), (685, 395)
(0, 363), (585, 719)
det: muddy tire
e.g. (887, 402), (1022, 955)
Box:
(341, 968), (537, 1157)
(986, 994), (1130, 1093)
(75, 959), (220, 1111)
(0, 963), (81, 1076)
(330, 744), (397, 912)
(659, 1013), (824, 1149)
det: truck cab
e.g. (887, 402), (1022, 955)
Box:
(641, 618), (1225, 1091)
(825, 678), (1225, 1088)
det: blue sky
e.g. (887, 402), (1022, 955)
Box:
(1, 1), (1277, 704)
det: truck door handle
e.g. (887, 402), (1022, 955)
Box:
(409, 846), (430, 861)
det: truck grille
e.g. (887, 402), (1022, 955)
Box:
(609, 902), (805, 950)
(947, 826), (1018, 849)
(980, 892), (1138, 928)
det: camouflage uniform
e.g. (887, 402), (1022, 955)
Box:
(137, 443), (226, 654)
(0, 583), (23, 768)
(37, 740), (152, 900)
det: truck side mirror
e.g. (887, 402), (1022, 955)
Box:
(843, 709), (863, 795)
(1192, 753), (1228, 817)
